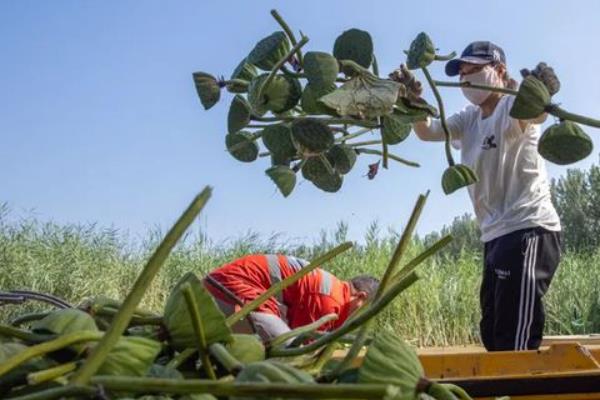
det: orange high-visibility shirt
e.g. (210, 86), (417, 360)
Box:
(205, 254), (351, 331)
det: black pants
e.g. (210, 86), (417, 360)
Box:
(480, 227), (561, 351)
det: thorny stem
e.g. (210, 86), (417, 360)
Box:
(258, 36), (309, 101)
(0, 331), (103, 378)
(355, 148), (420, 168)
(269, 313), (338, 349)
(271, 9), (304, 67)
(90, 376), (407, 399)
(269, 272), (420, 357)
(71, 188), (212, 385)
(226, 242), (353, 326)
(182, 283), (217, 380)
(422, 68), (455, 166)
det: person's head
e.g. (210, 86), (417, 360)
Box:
(445, 41), (517, 105)
(347, 275), (380, 314)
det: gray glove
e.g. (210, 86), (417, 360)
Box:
(389, 64), (423, 99)
(520, 62), (560, 96)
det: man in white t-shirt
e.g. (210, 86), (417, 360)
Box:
(397, 42), (562, 351)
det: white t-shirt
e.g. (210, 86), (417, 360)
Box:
(430, 95), (561, 242)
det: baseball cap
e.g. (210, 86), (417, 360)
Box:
(445, 41), (506, 77)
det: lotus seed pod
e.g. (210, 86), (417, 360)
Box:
(228, 95), (252, 134)
(442, 164), (478, 195)
(192, 72), (221, 110)
(248, 73), (302, 116)
(301, 83), (337, 116)
(233, 360), (314, 399)
(302, 157), (343, 193)
(266, 166), (297, 198)
(163, 272), (232, 351)
(291, 118), (334, 155)
(333, 28), (373, 68)
(538, 121), (593, 165)
(225, 334), (266, 364)
(509, 76), (551, 120)
(226, 131), (259, 163)
(32, 308), (98, 336)
(261, 124), (297, 160)
(247, 31), (290, 71)
(231, 58), (258, 82)
(358, 330), (424, 398)
(406, 32), (436, 70)
(96, 336), (161, 377)
(303, 51), (340, 90)
(382, 113), (412, 144)
(327, 144), (357, 175)
(181, 395), (218, 400)
(270, 153), (292, 167)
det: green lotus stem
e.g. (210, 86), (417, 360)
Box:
(381, 127), (389, 169)
(427, 381), (460, 400)
(348, 139), (382, 147)
(71, 187), (212, 385)
(91, 376), (403, 399)
(335, 127), (374, 143)
(355, 148), (420, 168)
(269, 271), (419, 357)
(252, 115), (379, 128)
(227, 241), (353, 326)
(370, 56), (389, 169)
(94, 307), (164, 326)
(422, 67), (455, 167)
(546, 104), (600, 129)
(259, 151), (271, 158)
(319, 154), (336, 175)
(434, 51), (458, 62)
(167, 347), (197, 369)
(27, 362), (77, 385)
(0, 324), (53, 343)
(259, 35), (309, 101)
(222, 79), (249, 90)
(182, 282), (217, 380)
(280, 67), (348, 83)
(372, 54), (380, 76)
(339, 59), (371, 77)
(308, 341), (342, 376)
(11, 311), (50, 327)
(323, 322), (370, 380)
(271, 9), (304, 67)
(7, 385), (97, 400)
(269, 313), (338, 348)
(434, 79), (518, 96)
(208, 343), (243, 375)
(0, 330), (103, 378)
(443, 383), (474, 400)
(377, 193), (427, 299)
(392, 235), (453, 283)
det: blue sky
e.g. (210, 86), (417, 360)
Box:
(2, 0), (600, 245)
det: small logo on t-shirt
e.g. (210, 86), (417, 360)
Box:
(482, 135), (497, 150)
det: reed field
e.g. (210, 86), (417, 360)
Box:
(1, 205), (599, 347)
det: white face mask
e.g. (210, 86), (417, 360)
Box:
(460, 65), (503, 105)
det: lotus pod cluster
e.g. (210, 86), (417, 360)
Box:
(192, 12), (436, 197)
(538, 121), (593, 165)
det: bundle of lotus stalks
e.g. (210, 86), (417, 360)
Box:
(0, 186), (487, 400)
(194, 10), (600, 196)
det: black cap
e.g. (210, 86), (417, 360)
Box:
(445, 41), (506, 76)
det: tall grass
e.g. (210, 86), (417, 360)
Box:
(1, 206), (599, 347)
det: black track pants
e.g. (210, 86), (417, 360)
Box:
(480, 227), (561, 351)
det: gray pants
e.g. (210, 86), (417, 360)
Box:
(212, 296), (291, 343)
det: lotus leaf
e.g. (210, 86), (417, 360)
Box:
(406, 32), (435, 70)
(327, 144), (357, 175)
(382, 113), (412, 144)
(442, 164), (478, 195)
(248, 31), (290, 71)
(163, 272), (232, 351)
(226, 131), (259, 163)
(302, 156), (343, 193)
(266, 166), (297, 197)
(333, 29), (373, 68)
(291, 118), (334, 155)
(248, 73), (302, 116)
(303, 51), (339, 90)
(261, 124), (297, 160)
(319, 71), (401, 119)
(358, 330), (424, 398)
(225, 334), (266, 364)
(538, 121), (593, 165)
(510, 76), (551, 120)
(228, 95), (252, 134)
(193, 72), (221, 110)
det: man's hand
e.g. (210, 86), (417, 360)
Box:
(389, 64), (423, 98)
(520, 62), (560, 96)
